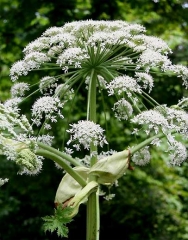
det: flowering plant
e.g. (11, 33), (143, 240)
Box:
(1, 20), (188, 240)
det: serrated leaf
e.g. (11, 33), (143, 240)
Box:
(42, 206), (73, 238)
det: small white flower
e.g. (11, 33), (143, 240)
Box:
(42, 26), (64, 36)
(37, 134), (54, 145)
(67, 120), (108, 151)
(31, 96), (64, 128)
(104, 193), (115, 201)
(135, 72), (154, 92)
(112, 98), (133, 120)
(11, 82), (30, 97)
(4, 97), (22, 112)
(64, 147), (74, 155)
(132, 128), (139, 135)
(47, 45), (63, 57)
(57, 47), (89, 68)
(172, 64), (188, 88)
(168, 141), (187, 166)
(106, 75), (141, 96)
(131, 109), (169, 134)
(24, 51), (51, 69)
(50, 33), (75, 47)
(39, 76), (58, 94)
(137, 49), (171, 71)
(10, 60), (29, 81)
(166, 107), (188, 132)
(132, 146), (151, 166)
(23, 37), (50, 54)
(132, 35), (172, 54)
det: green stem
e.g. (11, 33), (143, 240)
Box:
(37, 142), (83, 167)
(87, 70), (100, 240)
(87, 191), (99, 240)
(130, 130), (176, 155)
(36, 148), (86, 187)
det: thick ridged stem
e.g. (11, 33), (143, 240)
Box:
(86, 70), (100, 240)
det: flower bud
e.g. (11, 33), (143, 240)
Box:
(55, 166), (89, 205)
(15, 148), (42, 175)
(89, 150), (130, 184)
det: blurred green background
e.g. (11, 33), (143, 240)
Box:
(0, 0), (188, 239)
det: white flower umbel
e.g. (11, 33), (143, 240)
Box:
(31, 96), (64, 129)
(39, 76), (58, 94)
(135, 72), (154, 93)
(0, 103), (32, 139)
(165, 107), (188, 135)
(0, 103), (46, 174)
(10, 60), (29, 81)
(50, 33), (76, 47)
(131, 109), (169, 135)
(132, 35), (172, 54)
(132, 146), (151, 166)
(57, 47), (89, 70)
(167, 140), (187, 166)
(23, 37), (50, 54)
(106, 75), (141, 96)
(112, 98), (133, 120)
(171, 65), (188, 89)
(9, 20), (188, 99)
(4, 97), (22, 112)
(24, 51), (51, 69)
(137, 49), (172, 72)
(67, 120), (108, 151)
(11, 82), (30, 97)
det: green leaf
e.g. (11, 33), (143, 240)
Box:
(42, 205), (73, 238)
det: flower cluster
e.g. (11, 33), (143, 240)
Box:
(132, 106), (188, 137)
(134, 72), (154, 93)
(131, 109), (169, 135)
(6, 20), (188, 172)
(31, 96), (64, 129)
(15, 149), (43, 175)
(112, 98), (133, 120)
(67, 120), (108, 151)
(11, 82), (30, 97)
(167, 140), (187, 166)
(39, 76), (58, 94)
(8, 20), (188, 143)
(131, 146), (151, 166)
(131, 105), (188, 166)
(106, 75), (141, 96)
(0, 103), (45, 174)
(9, 20), (188, 90)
